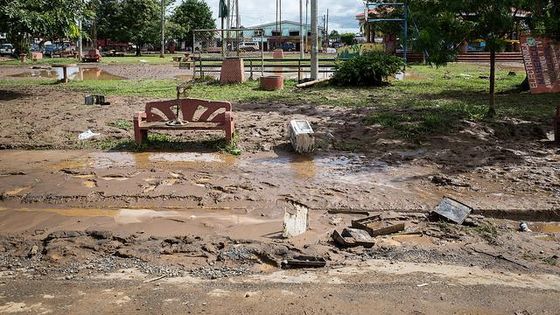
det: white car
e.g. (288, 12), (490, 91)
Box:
(239, 42), (259, 52)
(0, 43), (14, 56)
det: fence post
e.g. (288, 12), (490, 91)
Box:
(298, 59), (302, 82)
(250, 60), (253, 80)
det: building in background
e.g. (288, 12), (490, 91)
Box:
(244, 20), (324, 51)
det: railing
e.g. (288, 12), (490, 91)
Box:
(192, 57), (344, 80)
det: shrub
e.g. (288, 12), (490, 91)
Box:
(331, 52), (404, 86)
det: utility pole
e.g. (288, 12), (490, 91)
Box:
(236, 0), (240, 27)
(310, 0), (318, 80)
(160, 0), (165, 58)
(305, 0), (308, 52)
(279, 0), (282, 38)
(299, 0), (304, 58)
(326, 9), (329, 49)
(227, 0), (231, 29)
(78, 19), (82, 61)
(322, 15), (325, 49)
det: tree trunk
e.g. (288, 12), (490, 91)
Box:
(519, 76), (530, 91)
(136, 44), (141, 56)
(487, 47), (496, 117)
(92, 19), (97, 48)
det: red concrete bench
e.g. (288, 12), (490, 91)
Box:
(133, 98), (235, 145)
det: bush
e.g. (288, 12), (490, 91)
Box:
(331, 52), (404, 86)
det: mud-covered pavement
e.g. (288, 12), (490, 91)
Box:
(1, 63), (560, 313)
(1, 149), (560, 313)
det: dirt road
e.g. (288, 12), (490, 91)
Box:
(3, 260), (560, 315)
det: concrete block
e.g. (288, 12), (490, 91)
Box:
(283, 201), (309, 238)
(288, 120), (315, 154)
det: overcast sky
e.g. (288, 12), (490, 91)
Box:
(203, 0), (364, 33)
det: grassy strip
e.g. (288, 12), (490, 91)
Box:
(1, 63), (557, 142)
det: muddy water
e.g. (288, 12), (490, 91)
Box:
(243, 154), (388, 181)
(48, 152), (236, 170)
(530, 222), (560, 233)
(9, 67), (124, 81)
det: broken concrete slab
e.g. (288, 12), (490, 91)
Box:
(433, 197), (472, 224)
(332, 228), (375, 248)
(352, 219), (406, 237)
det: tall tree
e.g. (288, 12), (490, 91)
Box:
(411, 0), (533, 117)
(458, 0), (529, 117)
(0, 0), (90, 54)
(171, 0), (215, 48)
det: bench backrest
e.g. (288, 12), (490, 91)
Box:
(145, 98), (232, 123)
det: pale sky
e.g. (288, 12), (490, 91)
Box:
(203, 0), (364, 33)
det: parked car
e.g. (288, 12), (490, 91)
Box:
(43, 43), (75, 57)
(43, 44), (60, 57)
(0, 43), (14, 56)
(82, 49), (101, 62)
(239, 42), (259, 52)
(281, 42), (295, 51)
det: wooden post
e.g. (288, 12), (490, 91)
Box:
(249, 60), (253, 80)
(298, 59), (302, 82)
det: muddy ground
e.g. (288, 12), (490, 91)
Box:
(0, 63), (560, 314)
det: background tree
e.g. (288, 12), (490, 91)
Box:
(329, 30), (340, 42)
(340, 33), (356, 46)
(410, 0), (533, 117)
(0, 0), (90, 54)
(171, 0), (215, 49)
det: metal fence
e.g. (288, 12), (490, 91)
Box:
(193, 28), (343, 81)
(193, 28), (265, 78)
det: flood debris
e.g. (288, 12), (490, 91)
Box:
(281, 256), (326, 269)
(332, 228), (375, 248)
(288, 120), (315, 154)
(78, 129), (101, 140)
(282, 201), (309, 238)
(352, 216), (406, 237)
(432, 197), (472, 224)
(519, 222), (532, 232)
(84, 95), (110, 105)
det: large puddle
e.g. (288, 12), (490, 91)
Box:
(9, 67), (124, 81)
(240, 154), (389, 183)
(530, 222), (560, 233)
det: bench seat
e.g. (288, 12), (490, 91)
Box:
(133, 98), (234, 145)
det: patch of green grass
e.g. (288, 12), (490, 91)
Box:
(471, 222), (499, 245)
(108, 119), (133, 130)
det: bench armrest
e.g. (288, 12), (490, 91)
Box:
(134, 111), (147, 124)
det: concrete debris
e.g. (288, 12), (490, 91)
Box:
(432, 197), (472, 224)
(281, 256), (326, 269)
(352, 216), (406, 237)
(288, 120), (315, 154)
(282, 201), (309, 238)
(78, 129), (100, 140)
(85, 95), (109, 105)
(332, 228), (375, 248)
